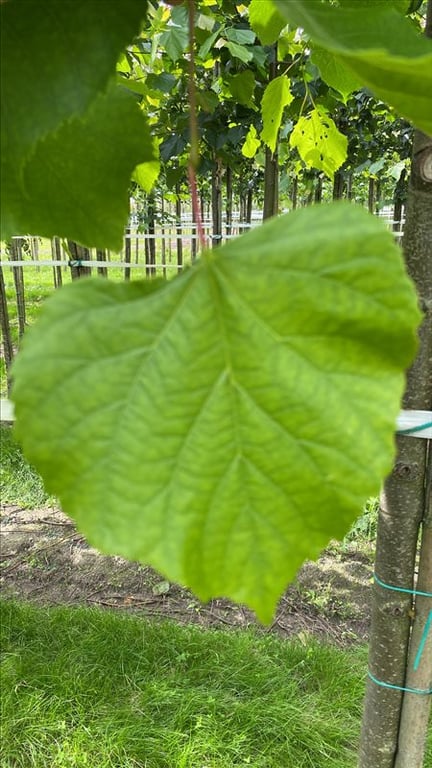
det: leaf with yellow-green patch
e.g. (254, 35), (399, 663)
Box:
(261, 76), (294, 153)
(290, 108), (348, 177)
(242, 125), (261, 158)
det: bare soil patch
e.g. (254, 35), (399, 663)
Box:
(0, 503), (373, 646)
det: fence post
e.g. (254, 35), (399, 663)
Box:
(67, 241), (91, 280)
(0, 266), (14, 393)
(124, 228), (131, 281)
(10, 237), (26, 338)
(50, 238), (63, 288)
(97, 249), (108, 278)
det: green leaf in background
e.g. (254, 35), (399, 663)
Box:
(196, 90), (220, 113)
(249, 0), (286, 45)
(311, 46), (362, 102)
(261, 76), (294, 153)
(224, 28), (257, 46)
(132, 138), (161, 193)
(160, 26), (189, 63)
(290, 108), (348, 177)
(242, 125), (261, 158)
(12, 204), (420, 621)
(224, 41), (254, 63)
(225, 71), (256, 107)
(5, 86), (154, 251)
(273, 0), (432, 136)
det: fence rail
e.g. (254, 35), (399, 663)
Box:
(0, 209), (405, 395)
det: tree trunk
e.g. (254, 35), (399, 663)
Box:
(291, 175), (298, 210)
(368, 176), (376, 214)
(0, 266), (14, 392)
(51, 238), (63, 288)
(393, 168), (407, 234)
(175, 183), (183, 272)
(226, 165), (233, 238)
(160, 195), (167, 278)
(10, 238), (26, 338)
(393, 125), (432, 768)
(147, 192), (156, 275)
(124, 227), (131, 281)
(211, 157), (222, 246)
(359, 95), (432, 768)
(263, 146), (279, 220)
(96, 249), (107, 278)
(263, 46), (279, 220)
(346, 172), (353, 200)
(332, 170), (345, 200)
(314, 174), (323, 203)
(67, 241), (91, 280)
(246, 187), (253, 225)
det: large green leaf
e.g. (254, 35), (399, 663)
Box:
(273, 0), (432, 135)
(1, 0), (152, 248)
(3, 86), (154, 252)
(1, 0), (147, 165)
(12, 204), (420, 621)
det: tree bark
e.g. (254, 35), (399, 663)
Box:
(67, 241), (91, 280)
(393, 125), (432, 768)
(10, 238), (26, 338)
(368, 176), (376, 214)
(393, 168), (407, 234)
(314, 174), (323, 203)
(332, 170), (344, 200)
(0, 266), (14, 392)
(147, 191), (156, 275)
(263, 146), (279, 220)
(51, 238), (63, 287)
(359, 119), (432, 768)
(124, 227), (131, 281)
(226, 165), (233, 238)
(211, 157), (223, 246)
(96, 249), (107, 278)
(291, 175), (298, 210)
(263, 47), (279, 220)
(175, 183), (183, 271)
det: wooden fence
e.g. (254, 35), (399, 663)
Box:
(0, 209), (405, 395)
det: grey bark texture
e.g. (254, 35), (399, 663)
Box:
(360, 2), (432, 759)
(358, 127), (432, 768)
(393, 125), (432, 768)
(10, 237), (26, 338)
(0, 265), (14, 392)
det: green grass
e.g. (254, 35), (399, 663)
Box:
(0, 425), (52, 507)
(0, 600), (367, 768)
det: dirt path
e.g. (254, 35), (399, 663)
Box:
(0, 503), (374, 646)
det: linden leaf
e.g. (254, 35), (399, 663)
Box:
(12, 204), (420, 621)
(242, 125), (261, 158)
(3, 86), (155, 251)
(290, 108), (348, 177)
(261, 76), (294, 153)
(249, 0), (286, 45)
(273, 0), (432, 135)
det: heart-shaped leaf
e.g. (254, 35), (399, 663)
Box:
(12, 203), (420, 621)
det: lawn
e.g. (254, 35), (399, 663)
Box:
(1, 600), (367, 768)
